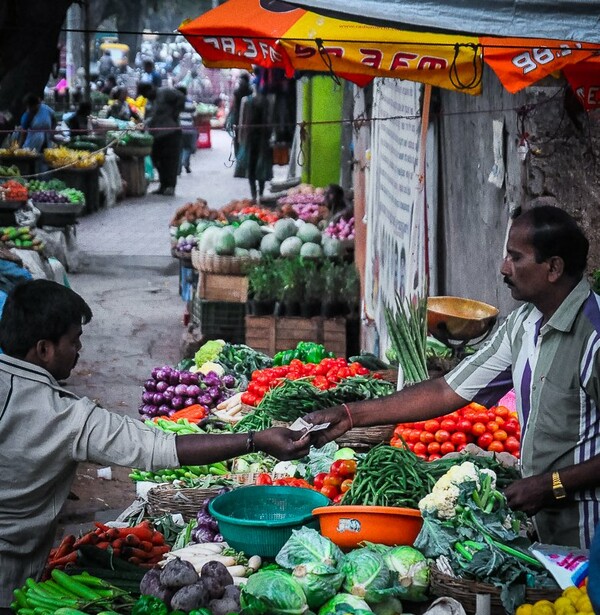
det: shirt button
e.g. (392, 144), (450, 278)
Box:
(532, 385), (536, 390)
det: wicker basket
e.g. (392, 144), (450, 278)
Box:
(113, 144), (153, 158)
(191, 248), (259, 275)
(335, 424), (396, 451)
(146, 472), (294, 519)
(429, 567), (562, 615)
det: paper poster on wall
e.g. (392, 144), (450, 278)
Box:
(364, 78), (426, 356)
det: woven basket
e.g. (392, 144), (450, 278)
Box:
(335, 424), (396, 451)
(429, 567), (562, 615)
(146, 483), (229, 520)
(114, 144), (152, 158)
(191, 248), (259, 275)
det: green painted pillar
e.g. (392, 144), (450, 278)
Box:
(302, 76), (343, 187)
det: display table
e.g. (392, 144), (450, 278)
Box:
(54, 167), (100, 214)
(0, 154), (39, 176)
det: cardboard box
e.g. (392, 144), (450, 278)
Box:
(245, 316), (347, 357)
(197, 272), (248, 303)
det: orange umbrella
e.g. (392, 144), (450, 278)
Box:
(179, 0), (483, 93)
(481, 36), (600, 94)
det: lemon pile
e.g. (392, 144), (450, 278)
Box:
(516, 584), (592, 615)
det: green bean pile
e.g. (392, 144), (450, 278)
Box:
(233, 376), (395, 433)
(342, 444), (437, 508)
(342, 444), (521, 508)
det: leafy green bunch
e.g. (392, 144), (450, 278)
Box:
(415, 462), (557, 612)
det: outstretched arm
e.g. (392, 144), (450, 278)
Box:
(175, 426), (311, 466)
(306, 376), (468, 447)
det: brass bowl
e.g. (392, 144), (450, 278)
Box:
(427, 296), (499, 342)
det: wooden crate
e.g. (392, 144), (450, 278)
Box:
(245, 316), (347, 357)
(197, 272), (248, 303)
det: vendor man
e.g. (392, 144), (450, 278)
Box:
(306, 205), (600, 549)
(0, 280), (311, 610)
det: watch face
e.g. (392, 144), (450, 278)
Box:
(554, 487), (567, 498)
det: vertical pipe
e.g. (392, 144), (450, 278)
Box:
(83, 0), (91, 103)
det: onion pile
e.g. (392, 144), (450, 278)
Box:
(139, 365), (236, 419)
(325, 215), (355, 240)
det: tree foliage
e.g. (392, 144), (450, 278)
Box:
(0, 0), (219, 125)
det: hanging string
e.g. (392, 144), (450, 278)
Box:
(315, 38), (343, 87)
(448, 43), (483, 91)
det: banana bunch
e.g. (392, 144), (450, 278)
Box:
(44, 147), (105, 169)
(0, 144), (38, 158)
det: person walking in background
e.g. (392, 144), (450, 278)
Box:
(234, 81), (273, 203)
(176, 86), (197, 175)
(145, 87), (185, 196)
(226, 72), (252, 156)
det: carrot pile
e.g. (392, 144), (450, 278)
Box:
(46, 520), (170, 571)
(151, 404), (208, 424)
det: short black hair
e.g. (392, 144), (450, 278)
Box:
(518, 205), (589, 277)
(0, 280), (92, 358)
(24, 93), (40, 108)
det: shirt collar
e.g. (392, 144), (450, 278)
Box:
(0, 354), (61, 386)
(543, 277), (590, 334)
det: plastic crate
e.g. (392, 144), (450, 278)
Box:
(191, 296), (246, 343)
(196, 123), (211, 149)
(179, 262), (198, 302)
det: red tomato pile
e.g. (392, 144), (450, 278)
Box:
(313, 458), (357, 503)
(240, 357), (372, 407)
(0, 180), (28, 201)
(390, 402), (521, 461)
(254, 474), (314, 489)
(237, 205), (279, 224)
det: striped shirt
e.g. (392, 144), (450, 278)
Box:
(445, 278), (600, 548)
(0, 355), (178, 607)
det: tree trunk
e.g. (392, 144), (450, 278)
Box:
(0, 0), (73, 125)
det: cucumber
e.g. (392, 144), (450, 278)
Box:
(348, 352), (391, 371)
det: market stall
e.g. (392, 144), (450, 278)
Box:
(12, 326), (587, 615)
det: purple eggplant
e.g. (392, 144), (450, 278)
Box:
(153, 392), (165, 406)
(222, 374), (236, 388)
(183, 397), (197, 407)
(144, 379), (157, 392)
(174, 383), (188, 397)
(179, 371), (194, 386)
(142, 391), (154, 404)
(171, 396), (184, 410)
(186, 384), (201, 398)
(155, 380), (169, 393)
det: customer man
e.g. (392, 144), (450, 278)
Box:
(0, 279), (310, 609)
(306, 205), (600, 549)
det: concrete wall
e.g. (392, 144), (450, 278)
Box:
(435, 66), (600, 321)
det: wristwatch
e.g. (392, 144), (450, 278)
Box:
(552, 471), (567, 500)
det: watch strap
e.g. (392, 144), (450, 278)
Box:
(552, 471), (567, 500)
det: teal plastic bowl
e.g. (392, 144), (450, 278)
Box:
(208, 485), (330, 557)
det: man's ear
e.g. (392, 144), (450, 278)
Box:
(34, 339), (53, 363)
(547, 256), (565, 282)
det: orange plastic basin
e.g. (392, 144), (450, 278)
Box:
(312, 505), (423, 550)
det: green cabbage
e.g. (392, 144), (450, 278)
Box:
(240, 570), (309, 615)
(384, 546), (429, 600)
(318, 593), (373, 615)
(368, 544), (429, 601)
(342, 548), (396, 605)
(276, 528), (345, 609)
(276, 527), (345, 569)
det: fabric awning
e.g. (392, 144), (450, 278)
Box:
(285, 0), (600, 44)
